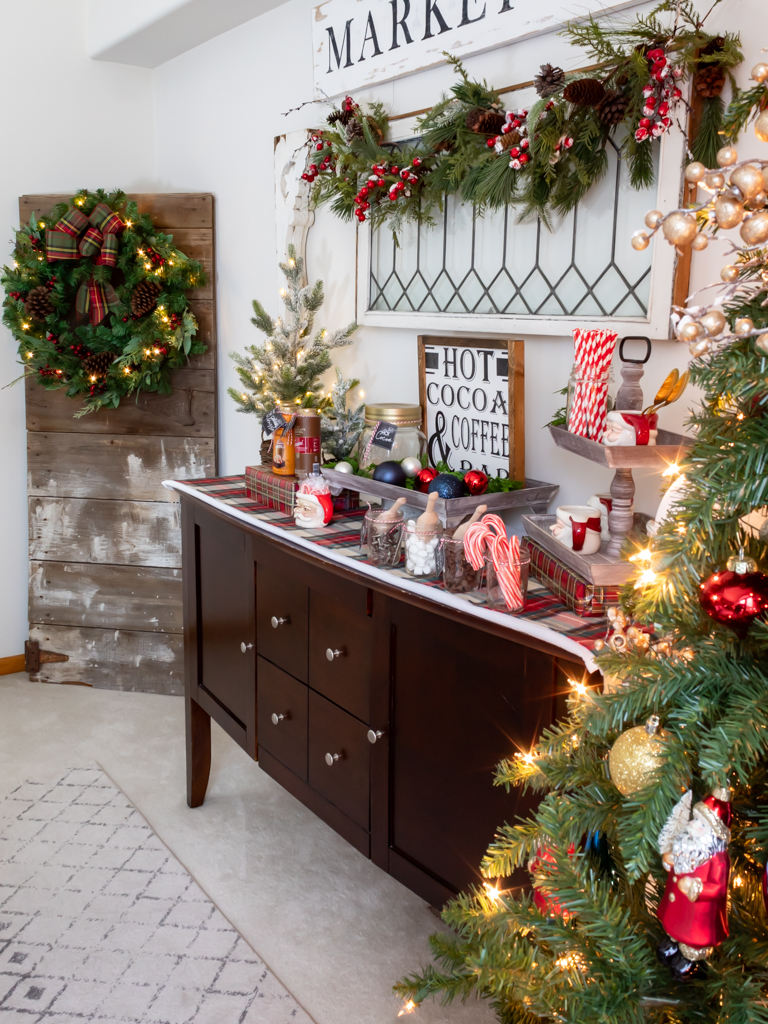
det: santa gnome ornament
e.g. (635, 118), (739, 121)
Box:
(293, 470), (334, 529)
(656, 788), (731, 980)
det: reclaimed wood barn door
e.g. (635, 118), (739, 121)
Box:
(23, 193), (217, 695)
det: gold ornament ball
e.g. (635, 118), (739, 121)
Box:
(608, 722), (666, 797)
(755, 110), (768, 144)
(748, 191), (768, 209)
(716, 145), (739, 168)
(751, 62), (768, 83)
(631, 230), (650, 251)
(740, 210), (768, 246)
(684, 161), (706, 183)
(755, 333), (768, 355)
(662, 212), (697, 246)
(691, 232), (709, 250)
(730, 164), (764, 200)
(689, 337), (711, 358)
(762, 167), (768, 191)
(700, 308), (726, 336)
(735, 317), (755, 336)
(721, 264), (739, 283)
(705, 171), (725, 190)
(679, 321), (702, 342)
(644, 209), (664, 229)
(714, 196), (744, 229)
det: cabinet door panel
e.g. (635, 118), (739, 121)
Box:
(308, 584), (371, 723)
(198, 516), (255, 727)
(256, 551), (308, 681)
(257, 657), (308, 780)
(390, 601), (554, 896)
(308, 691), (370, 830)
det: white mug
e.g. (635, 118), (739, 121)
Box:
(550, 504), (602, 554)
(588, 493), (612, 544)
(603, 410), (658, 447)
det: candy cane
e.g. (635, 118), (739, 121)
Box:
(463, 516), (525, 610)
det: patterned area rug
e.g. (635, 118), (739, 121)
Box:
(0, 768), (312, 1023)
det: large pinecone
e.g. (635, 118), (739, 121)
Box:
(82, 351), (114, 378)
(327, 108), (353, 127)
(534, 63), (565, 98)
(465, 107), (506, 135)
(25, 285), (54, 322)
(695, 64), (726, 98)
(497, 130), (521, 150)
(563, 78), (606, 107)
(596, 90), (629, 126)
(131, 279), (161, 317)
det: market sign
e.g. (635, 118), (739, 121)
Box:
(312, 0), (641, 99)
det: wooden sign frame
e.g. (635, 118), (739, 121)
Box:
(417, 335), (524, 483)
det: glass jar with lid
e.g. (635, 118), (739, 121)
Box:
(358, 404), (426, 468)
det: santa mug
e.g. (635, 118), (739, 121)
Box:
(550, 505), (602, 554)
(588, 493), (613, 544)
(603, 410), (659, 447)
(293, 489), (333, 529)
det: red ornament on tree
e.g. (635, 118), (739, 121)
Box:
(699, 549), (768, 637)
(414, 467), (438, 493)
(463, 469), (488, 495)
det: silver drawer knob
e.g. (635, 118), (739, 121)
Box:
(240, 641), (254, 653)
(325, 752), (341, 766)
(367, 729), (384, 745)
(271, 713), (286, 725)
(271, 616), (288, 629)
(326, 647), (344, 661)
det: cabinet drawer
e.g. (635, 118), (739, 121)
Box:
(257, 658), (308, 781)
(308, 584), (372, 722)
(308, 691), (370, 830)
(256, 555), (308, 681)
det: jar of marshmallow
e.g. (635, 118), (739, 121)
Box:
(402, 492), (444, 579)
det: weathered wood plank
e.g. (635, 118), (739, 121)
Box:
(25, 376), (215, 436)
(29, 497), (181, 567)
(187, 300), (216, 368)
(19, 193), (213, 229)
(29, 561), (183, 632)
(28, 434), (215, 501)
(28, 623), (183, 695)
(166, 228), (213, 300)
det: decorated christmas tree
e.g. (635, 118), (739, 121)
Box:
(395, 65), (768, 1023)
(320, 368), (366, 461)
(228, 245), (357, 416)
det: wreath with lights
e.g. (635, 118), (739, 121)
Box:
(1, 188), (207, 415)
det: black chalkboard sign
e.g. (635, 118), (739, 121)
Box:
(370, 420), (398, 451)
(262, 410), (296, 436)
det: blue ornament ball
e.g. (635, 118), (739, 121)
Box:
(372, 460), (407, 487)
(427, 473), (465, 499)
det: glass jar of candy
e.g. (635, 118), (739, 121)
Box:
(359, 404), (426, 467)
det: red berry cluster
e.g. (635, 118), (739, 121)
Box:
(30, 238), (43, 253)
(39, 366), (65, 379)
(302, 133), (335, 183)
(46, 332), (64, 354)
(88, 381), (107, 396)
(144, 245), (166, 268)
(167, 313), (182, 330)
(354, 158), (423, 223)
(69, 342), (90, 359)
(8, 291), (23, 301)
(489, 109), (532, 170)
(635, 48), (681, 142)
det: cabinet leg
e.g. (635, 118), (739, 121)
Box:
(186, 695), (211, 808)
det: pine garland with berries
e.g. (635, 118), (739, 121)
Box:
(1, 189), (206, 416)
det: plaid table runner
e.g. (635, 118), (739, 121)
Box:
(175, 476), (609, 651)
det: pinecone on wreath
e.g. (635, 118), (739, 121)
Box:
(25, 285), (54, 322)
(596, 90), (629, 126)
(563, 78), (606, 107)
(534, 64), (565, 98)
(497, 130), (521, 150)
(82, 351), (114, 378)
(131, 279), (162, 317)
(465, 107), (506, 135)
(327, 108), (353, 127)
(695, 64), (726, 98)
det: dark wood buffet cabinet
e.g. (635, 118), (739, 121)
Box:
(181, 492), (580, 908)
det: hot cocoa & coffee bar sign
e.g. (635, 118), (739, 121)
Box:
(312, 0), (642, 98)
(418, 336), (525, 482)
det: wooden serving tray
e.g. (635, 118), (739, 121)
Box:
(549, 425), (693, 468)
(522, 513), (651, 586)
(321, 469), (558, 528)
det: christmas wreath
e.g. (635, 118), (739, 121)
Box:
(309, 4), (742, 233)
(1, 188), (207, 415)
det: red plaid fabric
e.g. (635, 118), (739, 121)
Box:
(522, 537), (621, 617)
(97, 233), (119, 267)
(45, 229), (79, 262)
(89, 203), (121, 233)
(245, 466), (299, 514)
(53, 208), (89, 237)
(88, 281), (108, 324)
(79, 227), (103, 257)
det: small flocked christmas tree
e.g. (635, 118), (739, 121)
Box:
(320, 368), (366, 461)
(396, 64), (768, 1024)
(228, 245), (357, 416)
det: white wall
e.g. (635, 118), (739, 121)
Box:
(0, 0), (154, 658)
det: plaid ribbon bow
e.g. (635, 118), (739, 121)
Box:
(45, 202), (124, 325)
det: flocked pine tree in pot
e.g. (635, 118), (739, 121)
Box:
(395, 61), (768, 1024)
(320, 368), (366, 462)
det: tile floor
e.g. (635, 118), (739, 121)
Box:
(0, 676), (495, 1024)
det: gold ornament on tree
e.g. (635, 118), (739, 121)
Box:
(715, 196), (744, 229)
(730, 164), (764, 199)
(716, 145), (739, 167)
(755, 110), (768, 144)
(662, 212), (697, 245)
(684, 162), (706, 184)
(752, 63), (768, 83)
(755, 333), (768, 355)
(631, 231), (650, 251)
(721, 264), (740, 282)
(705, 171), (725, 190)
(700, 309), (726, 336)
(608, 716), (666, 796)
(692, 232), (709, 250)
(734, 317), (755, 336)
(740, 210), (768, 246)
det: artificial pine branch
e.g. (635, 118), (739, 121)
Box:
(690, 95), (725, 166)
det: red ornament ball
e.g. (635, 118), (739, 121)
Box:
(414, 467), (438, 493)
(463, 469), (488, 495)
(699, 552), (768, 636)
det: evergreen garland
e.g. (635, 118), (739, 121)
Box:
(1, 189), (206, 416)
